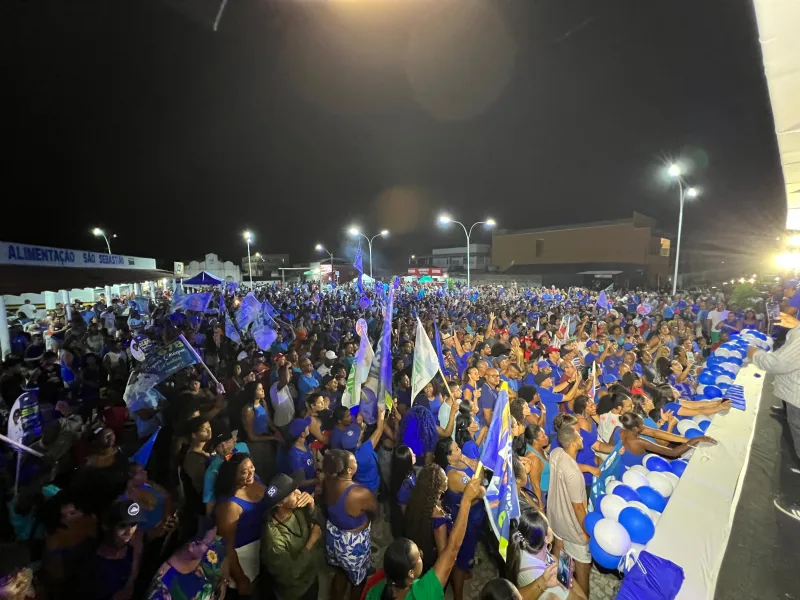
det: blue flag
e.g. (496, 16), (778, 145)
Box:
(433, 321), (447, 374)
(252, 302), (278, 351)
(222, 307), (242, 345)
(123, 335), (199, 405)
(354, 246), (363, 294)
(130, 296), (150, 315)
(173, 292), (213, 313)
(235, 292), (261, 330)
(589, 441), (625, 510)
(479, 389), (520, 560)
(262, 299), (279, 320)
(170, 281), (185, 314)
(131, 427), (160, 468)
(596, 290), (611, 312)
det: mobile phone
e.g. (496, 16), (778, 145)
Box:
(557, 550), (573, 588)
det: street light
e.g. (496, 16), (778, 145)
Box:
(316, 244), (335, 285)
(243, 231), (254, 287)
(348, 227), (389, 279)
(667, 164), (700, 295)
(437, 214), (496, 288)
(91, 228), (117, 254)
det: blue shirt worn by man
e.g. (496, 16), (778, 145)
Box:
(297, 372), (322, 406)
(537, 386), (564, 438)
(478, 383), (499, 427)
(353, 443), (380, 492)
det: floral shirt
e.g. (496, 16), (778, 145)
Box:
(145, 538), (226, 600)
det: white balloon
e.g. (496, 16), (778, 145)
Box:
(647, 471), (674, 497)
(600, 494), (628, 521)
(622, 470), (649, 490)
(677, 420), (701, 436)
(630, 465), (650, 476)
(641, 454), (662, 470)
(606, 480), (621, 495)
(765, 337), (775, 349)
(720, 363), (738, 374)
(662, 472), (680, 489)
(696, 384), (706, 396)
(714, 348), (730, 358)
(692, 415), (711, 424)
(728, 350), (744, 360)
(649, 509), (662, 526)
(716, 375), (735, 386)
(594, 518), (632, 556)
(626, 501), (651, 515)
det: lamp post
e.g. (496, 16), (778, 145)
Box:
(437, 215), (496, 288)
(316, 244), (335, 285)
(348, 228), (388, 280)
(243, 231), (254, 287)
(92, 228), (117, 254)
(667, 164), (699, 295)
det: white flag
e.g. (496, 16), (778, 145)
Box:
(411, 317), (441, 403)
(341, 319), (374, 409)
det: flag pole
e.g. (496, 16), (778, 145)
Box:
(178, 334), (222, 389)
(0, 433), (44, 458)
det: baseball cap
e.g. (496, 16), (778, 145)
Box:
(586, 340), (597, 348)
(338, 424), (361, 451)
(493, 355), (509, 367)
(320, 374), (336, 388)
(288, 417), (311, 438)
(272, 353), (285, 363)
(264, 474), (302, 511)
(545, 346), (560, 355)
(103, 499), (146, 528)
(785, 279), (799, 289)
(601, 373), (618, 385)
(534, 372), (552, 386)
(325, 350), (337, 360)
(211, 421), (235, 448)
(536, 360), (549, 369)
(623, 342), (635, 351)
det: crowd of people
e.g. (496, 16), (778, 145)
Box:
(0, 278), (787, 600)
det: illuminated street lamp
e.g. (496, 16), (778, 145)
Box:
(667, 163), (700, 295)
(316, 243), (335, 284)
(437, 215), (496, 288)
(243, 231), (253, 287)
(348, 227), (389, 279)
(92, 228), (117, 254)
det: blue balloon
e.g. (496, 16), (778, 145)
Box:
(699, 420), (711, 432)
(705, 356), (725, 366)
(637, 486), (668, 512)
(612, 484), (641, 503)
(684, 428), (703, 439)
(670, 460), (688, 477)
(584, 511), (604, 537)
(720, 370), (736, 380)
(704, 385), (723, 399)
(728, 356), (743, 366)
(751, 331), (767, 340)
(618, 507), (656, 545)
(646, 456), (671, 473)
(589, 537), (623, 571)
(698, 372), (717, 385)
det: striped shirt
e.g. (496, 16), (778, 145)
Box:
(752, 326), (800, 408)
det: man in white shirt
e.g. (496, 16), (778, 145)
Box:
(270, 364), (296, 428)
(706, 302), (729, 344)
(316, 350), (337, 378)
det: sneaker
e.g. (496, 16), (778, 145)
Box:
(770, 405), (786, 415)
(773, 498), (800, 521)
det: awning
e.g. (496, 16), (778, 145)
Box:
(0, 265), (175, 295)
(181, 270), (224, 286)
(576, 270), (623, 276)
(753, 0), (800, 230)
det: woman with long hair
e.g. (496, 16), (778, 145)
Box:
(461, 366), (481, 407)
(389, 445), (416, 539)
(405, 465), (450, 573)
(322, 449), (378, 600)
(240, 380), (279, 481)
(618, 412), (716, 467)
(434, 438), (485, 600)
(523, 424), (550, 508)
(363, 478), (485, 600)
(454, 402), (480, 448)
(417, 381), (443, 419)
(214, 452), (267, 595)
(506, 507), (586, 599)
(283, 417), (321, 495)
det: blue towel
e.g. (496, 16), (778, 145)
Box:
(617, 551), (684, 600)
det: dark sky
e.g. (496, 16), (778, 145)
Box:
(2, 0), (786, 276)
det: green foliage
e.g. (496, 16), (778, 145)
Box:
(729, 283), (759, 309)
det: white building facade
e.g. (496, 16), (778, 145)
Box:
(184, 253), (241, 282)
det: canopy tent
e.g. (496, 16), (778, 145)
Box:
(351, 274), (376, 284)
(418, 275), (434, 283)
(181, 270), (224, 286)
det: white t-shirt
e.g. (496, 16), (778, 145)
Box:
(517, 551), (569, 599)
(598, 412), (621, 444)
(438, 402), (455, 440)
(270, 382), (296, 427)
(707, 310), (729, 330)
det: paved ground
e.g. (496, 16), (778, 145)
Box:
(320, 506), (622, 599)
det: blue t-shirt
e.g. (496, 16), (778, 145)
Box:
(353, 442), (380, 493)
(478, 384), (499, 427)
(330, 424), (360, 450)
(397, 472), (416, 507)
(287, 445), (316, 494)
(537, 386), (564, 437)
(202, 442), (250, 503)
(297, 372), (321, 405)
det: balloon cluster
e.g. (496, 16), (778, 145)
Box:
(585, 454), (688, 571)
(695, 330), (771, 400)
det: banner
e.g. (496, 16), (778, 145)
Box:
(589, 441), (625, 510)
(123, 335), (199, 404)
(173, 292), (213, 313)
(235, 292), (261, 330)
(479, 389), (520, 560)
(7, 392), (42, 445)
(361, 287), (395, 422)
(252, 302), (278, 351)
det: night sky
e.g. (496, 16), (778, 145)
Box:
(2, 0), (787, 277)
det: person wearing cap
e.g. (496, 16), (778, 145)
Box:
(77, 499), (145, 600)
(284, 417), (322, 495)
(316, 349), (338, 378)
(202, 421), (250, 512)
(534, 368), (582, 438)
(261, 474), (325, 600)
